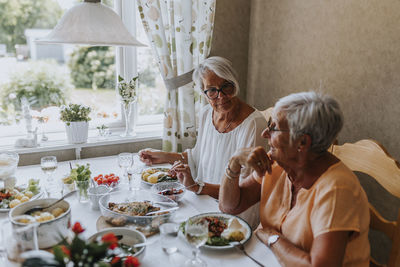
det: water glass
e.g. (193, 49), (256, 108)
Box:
(159, 223), (179, 254)
(184, 219), (209, 267)
(88, 186), (110, 210)
(1, 216), (39, 262)
(75, 180), (90, 203)
(118, 153), (133, 183)
(40, 156), (58, 197)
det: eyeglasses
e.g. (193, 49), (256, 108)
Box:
(203, 82), (235, 99)
(266, 117), (290, 132)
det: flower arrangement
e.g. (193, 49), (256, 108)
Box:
(60, 104), (91, 125)
(22, 222), (140, 267)
(118, 75), (138, 106)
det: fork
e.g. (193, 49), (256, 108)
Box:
(232, 242), (265, 267)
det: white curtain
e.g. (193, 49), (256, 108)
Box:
(137, 0), (216, 152)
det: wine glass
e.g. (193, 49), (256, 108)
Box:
(118, 153), (133, 184)
(184, 219), (209, 267)
(40, 156), (57, 197)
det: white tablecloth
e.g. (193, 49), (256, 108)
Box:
(0, 155), (280, 267)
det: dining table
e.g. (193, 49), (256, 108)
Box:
(0, 155), (280, 267)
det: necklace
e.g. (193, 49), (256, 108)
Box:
(215, 104), (240, 133)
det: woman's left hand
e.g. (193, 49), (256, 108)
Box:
(254, 224), (280, 246)
(171, 161), (196, 192)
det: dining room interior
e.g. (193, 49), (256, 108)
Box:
(1, 0), (400, 266)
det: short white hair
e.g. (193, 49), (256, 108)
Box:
(274, 91), (343, 154)
(192, 56), (240, 96)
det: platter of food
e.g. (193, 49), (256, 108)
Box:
(141, 167), (177, 186)
(98, 190), (178, 228)
(182, 212), (252, 249)
(0, 179), (43, 212)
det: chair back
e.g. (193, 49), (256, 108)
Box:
(331, 139), (400, 267)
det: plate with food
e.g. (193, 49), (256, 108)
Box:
(141, 167), (177, 186)
(181, 212), (252, 249)
(0, 179), (43, 212)
(98, 190), (178, 228)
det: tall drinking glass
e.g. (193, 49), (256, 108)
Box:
(127, 155), (145, 190)
(118, 153), (133, 184)
(184, 219), (209, 267)
(40, 156), (57, 197)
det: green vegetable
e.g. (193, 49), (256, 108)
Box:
(207, 236), (230, 246)
(26, 179), (40, 195)
(70, 164), (91, 182)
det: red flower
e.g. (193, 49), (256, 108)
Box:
(124, 256), (140, 267)
(101, 232), (119, 249)
(71, 222), (85, 234)
(60, 245), (70, 257)
(111, 256), (121, 264)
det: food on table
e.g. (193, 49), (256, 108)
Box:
(94, 173), (120, 187)
(158, 188), (184, 196)
(17, 207), (66, 224)
(0, 179), (41, 209)
(106, 216), (127, 226)
(141, 168), (177, 184)
(183, 216), (247, 246)
(108, 201), (161, 216)
(62, 175), (74, 185)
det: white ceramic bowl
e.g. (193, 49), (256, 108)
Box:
(151, 182), (186, 202)
(88, 185), (111, 210)
(9, 198), (71, 249)
(88, 228), (146, 261)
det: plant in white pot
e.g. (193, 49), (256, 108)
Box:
(60, 104), (91, 144)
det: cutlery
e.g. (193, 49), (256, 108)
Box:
(231, 242), (265, 267)
(25, 190), (77, 214)
(145, 206), (179, 216)
(153, 201), (178, 207)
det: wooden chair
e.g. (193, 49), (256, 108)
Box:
(331, 139), (400, 267)
(261, 107), (274, 121)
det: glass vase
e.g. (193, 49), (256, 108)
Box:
(75, 180), (89, 203)
(121, 100), (137, 137)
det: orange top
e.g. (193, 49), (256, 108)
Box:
(255, 162), (370, 267)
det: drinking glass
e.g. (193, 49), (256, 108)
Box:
(40, 156), (57, 197)
(118, 153), (133, 183)
(159, 223), (179, 254)
(184, 219), (209, 267)
(127, 155), (145, 190)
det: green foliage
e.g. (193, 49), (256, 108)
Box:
(0, 0), (62, 53)
(68, 46), (116, 90)
(60, 104), (91, 123)
(1, 60), (71, 112)
(69, 163), (91, 182)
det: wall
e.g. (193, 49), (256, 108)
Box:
(211, 0), (252, 100)
(247, 0), (400, 262)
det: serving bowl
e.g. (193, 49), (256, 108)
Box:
(88, 228), (146, 261)
(151, 181), (186, 202)
(99, 190), (177, 228)
(9, 198), (71, 249)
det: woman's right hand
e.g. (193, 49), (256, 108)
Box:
(138, 149), (168, 166)
(230, 146), (274, 178)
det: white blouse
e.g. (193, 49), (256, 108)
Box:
(186, 104), (268, 228)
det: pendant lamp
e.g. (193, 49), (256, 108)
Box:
(36, 0), (145, 47)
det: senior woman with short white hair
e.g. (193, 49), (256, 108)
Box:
(219, 92), (370, 266)
(140, 56), (267, 228)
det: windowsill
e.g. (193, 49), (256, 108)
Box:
(0, 123), (163, 154)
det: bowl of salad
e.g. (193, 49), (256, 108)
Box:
(0, 179), (42, 212)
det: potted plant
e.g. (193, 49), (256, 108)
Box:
(60, 104), (91, 144)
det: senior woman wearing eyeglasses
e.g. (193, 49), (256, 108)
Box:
(219, 92), (370, 266)
(139, 56), (267, 228)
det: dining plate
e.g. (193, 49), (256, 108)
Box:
(186, 212), (252, 249)
(0, 186), (44, 213)
(141, 167), (177, 186)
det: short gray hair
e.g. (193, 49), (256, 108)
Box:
(274, 91), (343, 154)
(192, 56), (240, 95)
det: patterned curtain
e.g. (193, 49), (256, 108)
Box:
(137, 0), (216, 152)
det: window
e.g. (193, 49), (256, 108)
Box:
(0, 0), (165, 144)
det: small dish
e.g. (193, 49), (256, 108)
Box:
(151, 182), (186, 202)
(88, 185), (110, 210)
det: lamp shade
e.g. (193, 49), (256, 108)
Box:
(36, 0), (146, 47)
